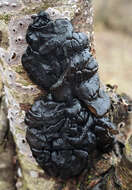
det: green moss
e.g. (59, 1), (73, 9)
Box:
(20, 80), (30, 86)
(125, 143), (131, 154)
(0, 14), (11, 24)
(14, 65), (25, 74)
(77, 183), (81, 189)
(125, 141), (132, 161)
(87, 175), (93, 185)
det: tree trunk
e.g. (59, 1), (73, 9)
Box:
(0, 0), (132, 190)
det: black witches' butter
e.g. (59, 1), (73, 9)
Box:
(22, 11), (118, 179)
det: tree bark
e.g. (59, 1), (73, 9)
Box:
(0, 0), (132, 190)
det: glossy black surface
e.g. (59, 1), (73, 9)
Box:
(22, 11), (118, 179)
(25, 97), (116, 179)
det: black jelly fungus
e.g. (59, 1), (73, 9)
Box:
(22, 11), (118, 179)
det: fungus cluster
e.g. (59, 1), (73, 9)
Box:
(22, 11), (118, 179)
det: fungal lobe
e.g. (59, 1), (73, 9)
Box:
(22, 11), (118, 179)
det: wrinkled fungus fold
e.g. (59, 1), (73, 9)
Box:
(22, 11), (118, 179)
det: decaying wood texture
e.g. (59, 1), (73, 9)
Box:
(0, 0), (132, 189)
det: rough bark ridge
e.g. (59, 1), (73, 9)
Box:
(0, 0), (132, 190)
